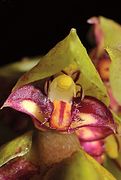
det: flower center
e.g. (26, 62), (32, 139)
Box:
(57, 75), (73, 90)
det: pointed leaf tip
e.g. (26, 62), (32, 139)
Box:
(11, 28), (108, 105)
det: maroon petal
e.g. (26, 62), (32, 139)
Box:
(0, 158), (39, 180)
(75, 126), (113, 142)
(2, 85), (53, 127)
(71, 96), (116, 133)
(80, 140), (104, 157)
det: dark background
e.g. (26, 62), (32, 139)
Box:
(0, 0), (121, 66)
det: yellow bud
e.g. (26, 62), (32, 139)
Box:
(48, 74), (76, 102)
(57, 75), (73, 90)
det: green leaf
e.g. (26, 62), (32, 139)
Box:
(95, 17), (121, 105)
(111, 111), (121, 135)
(105, 135), (118, 159)
(13, 29), (109, 105)
(0, 57), (39, 78)
(104, 135), (121, 179)
(44, 150), (116, 180)
(99, 16), (121, 50)
(106, 48), (121, 105)
(0, 131), (32, 167)
(104, 157), (121, 180)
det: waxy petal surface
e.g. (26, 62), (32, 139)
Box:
(2, 85), (53, 125)
(76, 126), (113, 142)
(71, 96), (116, 132)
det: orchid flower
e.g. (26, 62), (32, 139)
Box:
(0, 28), (118, 179)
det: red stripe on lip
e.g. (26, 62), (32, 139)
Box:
(59, 101), (66, 125)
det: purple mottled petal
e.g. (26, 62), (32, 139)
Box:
(76, 126), (113, 142)
(80, 140), (104, 157)
(2, 85), (53, 127)
(71, 96), (116, 133)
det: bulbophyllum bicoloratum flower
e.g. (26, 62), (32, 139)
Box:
(0, 28), (120, 179)
(2, 72), (116, 164)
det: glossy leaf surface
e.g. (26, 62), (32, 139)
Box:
(0, 131), (32, 167)
(44, 150), (116, 180)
